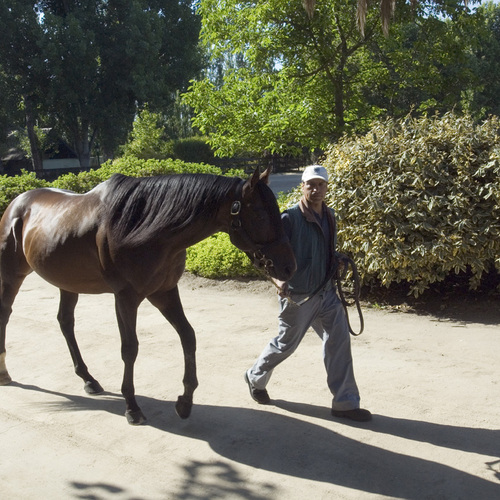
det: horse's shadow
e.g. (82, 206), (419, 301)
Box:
(12, 382), (500, 499)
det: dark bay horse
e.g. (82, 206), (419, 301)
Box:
(0, 167), (296, 424)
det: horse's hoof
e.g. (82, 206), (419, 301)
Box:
(125, 409), (147, 425)
(84, 380), (104, 395)
(0, 372), (12, 385)
(175, 395), (193, 419)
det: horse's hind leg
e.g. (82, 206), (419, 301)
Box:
(0, 277), (25, 385)
(57, 289), (103, 394)
(0, 218), (31, 385)
(148, 286), (198, 420)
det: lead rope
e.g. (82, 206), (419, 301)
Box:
(259, 256), (364, 336)
(336, 256), (364, 336)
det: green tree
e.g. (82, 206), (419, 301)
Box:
(184, 0), (486, 157)
(366, 0), (476, 118)
(0, 66), (25, 159)
(463, 2), (500, 118)
(302, 0), (470, 36)
(121, 108), (171, 159)
(0, 1), (48, 170)
(184, 0), (384, 157)
(0, 0), (202, 168)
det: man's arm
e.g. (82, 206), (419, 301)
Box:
(273, 212), (292, 297)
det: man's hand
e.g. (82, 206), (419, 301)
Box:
(273, 279), (290, 298)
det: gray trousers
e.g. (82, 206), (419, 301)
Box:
(247, 287), (361, 411)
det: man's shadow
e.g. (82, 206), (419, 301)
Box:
(274, 399), (500, 456)
(10, 382), (500, 499)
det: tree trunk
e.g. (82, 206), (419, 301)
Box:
(24, 95), (43, 172)
(73, 120), (92, 169)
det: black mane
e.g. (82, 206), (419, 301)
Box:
(105, 173), (242, 246)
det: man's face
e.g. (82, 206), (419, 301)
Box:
(302, 178), (328, 204)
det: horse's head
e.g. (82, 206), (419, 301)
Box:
(228, 168), (296, 281)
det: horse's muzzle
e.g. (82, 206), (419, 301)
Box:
(248, 240), (296, 281)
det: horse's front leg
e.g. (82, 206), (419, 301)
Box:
(115, 290), (145, 425)
(58, 289), (103, 394)
(148, 286), (198, 419)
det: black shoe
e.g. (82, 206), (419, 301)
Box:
(244, 372), (271, 404)
(331, 408), (372, 422)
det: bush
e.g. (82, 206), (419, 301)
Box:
(120, 108), (173, 160)
(51, 169), (106, 193)
(50, 157), (225, 193)
(104, 156), (224, 177)
(185, 233), (260, 278)
(322, 113), (500, 296)
(1, 157), (228, 215)
(171, 137), (216, 165)
(0, 171), (49, 214)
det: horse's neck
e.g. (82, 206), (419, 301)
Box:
(162, 183), (239, 251)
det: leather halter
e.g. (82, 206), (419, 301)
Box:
(229, 184), (281, 272)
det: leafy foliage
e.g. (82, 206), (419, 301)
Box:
(321, 113), (500, 296)
(185, 233), (259, 278)
(0, 171), (49, 215)
(171, 137), (216, 165)
(0, 0), (202, 165)
(120, 109), (173, 160)
(185, 0), (383, 156)
(50, 157), (225, 193)
(120, 108), (216, 164)
(184, 0), (489, 158)
(463, 2), (500, 119)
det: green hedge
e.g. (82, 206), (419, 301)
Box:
(50, 156), (225, 193)
(0, 171), (49, 215)
(322, 113), (500, 296)
(171, 137), (217, 165)
(185, 233), (259, 278)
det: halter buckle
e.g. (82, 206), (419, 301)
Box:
(231, 201), (241, 215)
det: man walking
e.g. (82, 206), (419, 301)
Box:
(245, 165), (371, 422)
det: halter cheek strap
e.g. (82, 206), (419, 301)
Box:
(229, 198), (257, 252)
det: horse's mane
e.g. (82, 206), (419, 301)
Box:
(105, 173), (242, 246)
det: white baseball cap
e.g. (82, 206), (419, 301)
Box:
(302, 165), (329, 183)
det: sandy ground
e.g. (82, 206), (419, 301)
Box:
(0, 271), (499, 500)
(1, 172), (499, 499)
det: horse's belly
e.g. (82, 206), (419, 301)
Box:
(35, 266), (112, 294)
(32, 252), (112, 294)
(23, 228), (112, 294)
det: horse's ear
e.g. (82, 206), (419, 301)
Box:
(248, 168), (260, 189)
(244, 167), (271, 196)
(248, 167), (271, 190)
(259, 167), (271, 185)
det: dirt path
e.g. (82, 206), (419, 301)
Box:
(0, 272), (499, 499)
